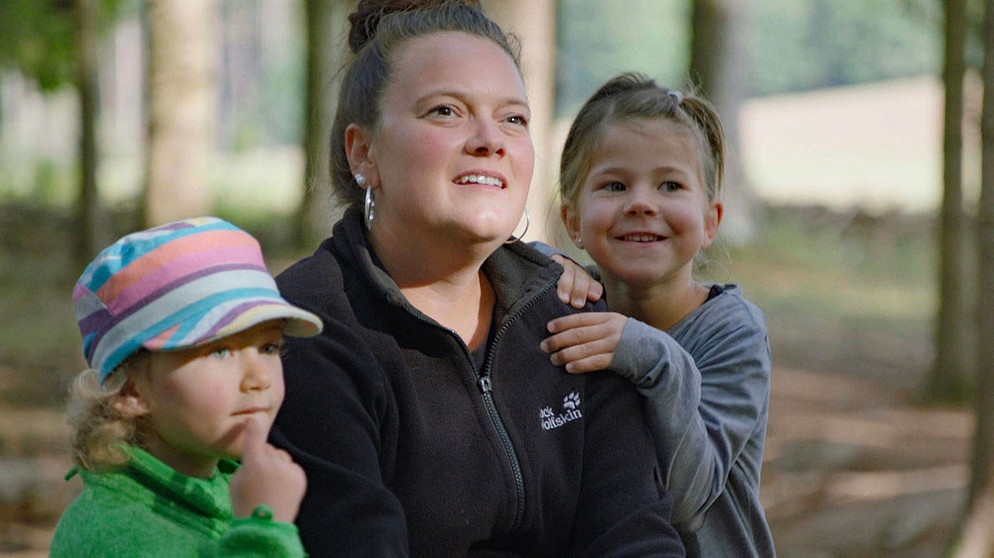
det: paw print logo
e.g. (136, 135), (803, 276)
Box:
(562, 391), (580, 411)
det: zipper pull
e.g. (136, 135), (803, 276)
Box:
(478, 376), (492, 393)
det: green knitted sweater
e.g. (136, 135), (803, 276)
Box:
(50, 447), (307, 557)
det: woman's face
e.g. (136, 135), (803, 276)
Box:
(353, 31), (534, 248)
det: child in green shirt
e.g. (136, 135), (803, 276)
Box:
(51, 217), (323, 557)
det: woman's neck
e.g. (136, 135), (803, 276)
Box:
(402, 270), (495, 350)
(370, 229), (498, 349)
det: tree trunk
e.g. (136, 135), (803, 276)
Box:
(296, 0), (355, 247)
(144, 0), (217, 226)
(926, 0), (971, 404)
(949, 0), (994, 554)
(972, 0), (994, 518)
(487, 0), (557, 244)
(74, 0), (102, 266)
(689, 0), (753, 243)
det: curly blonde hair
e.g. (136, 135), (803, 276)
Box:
(65, 353), (148, 472)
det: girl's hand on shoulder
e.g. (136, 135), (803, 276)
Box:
(229, 416), (307, 523)
(552, 254), (603, 309)
(540, 312), (627, 373)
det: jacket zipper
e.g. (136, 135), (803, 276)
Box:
(476, 280), (556, 532)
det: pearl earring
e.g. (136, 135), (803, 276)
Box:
(576, 236), (583, 248)
(355, 174), (366, 187)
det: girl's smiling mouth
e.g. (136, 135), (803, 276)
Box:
(618, 233), (665, 242)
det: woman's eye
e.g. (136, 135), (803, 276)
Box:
(428, 105), (456, 118)
(505, 113), (529, 127)
(210, 347), (232, 360)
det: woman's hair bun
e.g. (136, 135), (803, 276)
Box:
(348, 0), (482, 53)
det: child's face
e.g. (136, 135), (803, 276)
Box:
(126, 321), (287, 478)
(564, 118), (721, 290)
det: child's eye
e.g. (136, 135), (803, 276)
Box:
(262, 340), (285, 356)
(661, 181), (681, 192)
(605, 181), (626, 192)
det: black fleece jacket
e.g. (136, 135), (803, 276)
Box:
(271, 210), (685, 557)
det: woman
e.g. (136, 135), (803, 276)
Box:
(270, 1), (685, 556)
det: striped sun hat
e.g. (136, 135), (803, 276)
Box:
(73, 217), (322, 382)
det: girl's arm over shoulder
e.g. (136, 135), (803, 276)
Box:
(528, 241), (603, 308)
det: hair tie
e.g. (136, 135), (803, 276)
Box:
(667, 90), (684, 105)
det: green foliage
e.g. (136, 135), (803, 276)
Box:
(258, 31), (306, 147)
(0, 0), (133, 91)
(0, 154), (76, 206)
(750, 0), (942, 95)
(558, 0), (943, 109)
(556, 0), (689, 116)
(0, 0), (76, 91)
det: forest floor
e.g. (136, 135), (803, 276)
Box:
(763, 366), (969, 557)
(0, 203), (970, 557)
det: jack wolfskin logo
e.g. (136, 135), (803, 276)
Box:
(563, 392), (580, 410)
(539, 391), (583, 431)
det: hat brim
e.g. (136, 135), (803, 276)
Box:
(242, 302), (323, 339)
(143, 298), (323, 354)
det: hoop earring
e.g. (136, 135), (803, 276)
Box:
(363, 186), (375, 230)
(505, 208), (530, 244)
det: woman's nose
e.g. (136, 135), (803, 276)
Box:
(466, 118), (505, 157)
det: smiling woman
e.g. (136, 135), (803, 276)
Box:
(267, 1), (686, 556)
(345, 30), (535, 301)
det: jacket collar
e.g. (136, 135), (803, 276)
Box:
(330, 208), (560, 319)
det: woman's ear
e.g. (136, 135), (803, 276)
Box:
(561, 203), (583, 248)
(113, 376), (150, 418)
(345, 124), (378, 188)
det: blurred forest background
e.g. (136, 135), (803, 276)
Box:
(1, 0), (992, 556)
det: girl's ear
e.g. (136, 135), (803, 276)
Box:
(702, 200), (724, 248)
(345, 123), (379, 189)
(113, 376), (150, 418)
(560, 203), (583, 248)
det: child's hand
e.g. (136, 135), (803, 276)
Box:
(540, 312), (627, 373)
(229, 416), (307, 523)
(552, 254), (603, 309)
